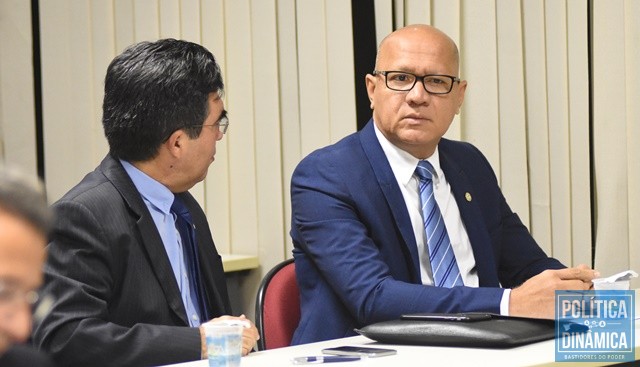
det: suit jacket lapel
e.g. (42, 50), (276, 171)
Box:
(359, 121), (421, 280)
(438, 142), (500, 287)
(100, 155), (190, 324)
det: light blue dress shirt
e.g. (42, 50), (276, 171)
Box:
(120, 160), (203, 326)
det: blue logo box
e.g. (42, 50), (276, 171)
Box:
(555, 290), (635, 363)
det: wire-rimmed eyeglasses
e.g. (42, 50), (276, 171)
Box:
(372, 70), (460, 95)
(184, 114), (229, 135)
(0, 279), (57, 324)
(0, 280), (39, 308)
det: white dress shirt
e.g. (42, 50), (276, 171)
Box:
(373, 124), (510, 314)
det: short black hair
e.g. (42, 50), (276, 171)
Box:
(102, 39), (224, 162)
(0, 166), (52, 235)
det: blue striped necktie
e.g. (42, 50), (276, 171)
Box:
(415, 161), (463, 287)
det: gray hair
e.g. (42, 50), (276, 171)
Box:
(0, 165), (52, 234)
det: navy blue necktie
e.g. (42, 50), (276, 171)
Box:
(171, 196), (209, 322)
(415, 161), (463, 287)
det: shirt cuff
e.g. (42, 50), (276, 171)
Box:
(499, 288), (511, 316)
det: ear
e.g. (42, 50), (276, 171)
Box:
(365, 74), (377, 109)
(164, 129), (187, 158)
(455, 80), (467, 115)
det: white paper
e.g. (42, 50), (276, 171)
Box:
(592, 270), (638, 284)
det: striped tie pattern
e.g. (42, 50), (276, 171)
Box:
(415, 161), (463, 287)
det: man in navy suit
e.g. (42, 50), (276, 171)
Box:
(33, 39), (259, 366)
(290, 24), (598, 344)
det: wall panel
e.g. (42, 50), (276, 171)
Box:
(0, 0), (37, 176)
(624, 0), (640, 279)
(276, 0), (301, 257)
(393, 0), (404, 28)
(459, 0), (500, 177)
(90, 0), (114, 168)
(566, 0), (591, 267)
(544, 1), (572, 263)
(592, 0), (640, 280)
(326, 0), (357, 142)
(134, 0), (160, 41)
(41, 0), (99, 200)
(522, 0), (552, 254)
(159, 0), (180, 38)
(373, 0), (393, 45)
(250, 0), (285, 270)
(224, 0), (259, 256)
(296, 1), (331, 156)
(405, 0), (430, 25)
(180, 0), (201, 40)
(433, 0), (461, 141)
(114, 0), (135, 52)
(495, 0), (530, 225)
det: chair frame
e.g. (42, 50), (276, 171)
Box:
(254, 258), (297, 351)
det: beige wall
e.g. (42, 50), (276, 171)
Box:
(1, 0), (638, 316)
(592, 0), (640, 284)
(0, 0), (38, 177)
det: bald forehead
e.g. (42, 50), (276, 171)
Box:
(375, 25), (460, 71)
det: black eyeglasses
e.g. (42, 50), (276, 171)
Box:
(372, 70), (460, 95)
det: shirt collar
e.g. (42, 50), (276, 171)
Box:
(373, 123), (443, 186)
(120, 160), (174, 215)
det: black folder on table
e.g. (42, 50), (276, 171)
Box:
(355, 313), (588, 349)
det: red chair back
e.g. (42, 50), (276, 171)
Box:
(255, 258), (300, 350)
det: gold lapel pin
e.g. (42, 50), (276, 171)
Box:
(465, 192), (472, 202)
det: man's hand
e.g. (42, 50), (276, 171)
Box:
(199, 314), (260, 358)
(509, 265), (599, 319)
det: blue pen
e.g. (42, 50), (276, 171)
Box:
(291, 355), (363, 364)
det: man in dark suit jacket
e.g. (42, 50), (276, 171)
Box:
(0, 345), (55, 367)
(290, 24), (597, 344)
(33, 39), (258, 367)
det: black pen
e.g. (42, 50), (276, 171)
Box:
(291, 355), (363, 364)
